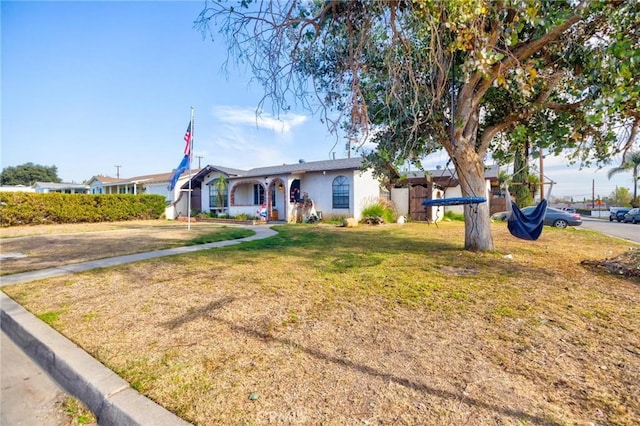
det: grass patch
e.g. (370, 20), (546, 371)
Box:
(82, 312), (97, 321)
(0, 220), (256, 275)
(493, 305), (516, 317)
(185, 227), (254, 245)
(62, 396), (96, 425)
(37, 310), (63, 326)
(3, 222), (639, 425)
(443, 210), (465, 221)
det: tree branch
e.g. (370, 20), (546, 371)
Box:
(620, 114), (640, 159)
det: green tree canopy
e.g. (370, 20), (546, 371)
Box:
(607, 186), (633, 207)
(0, 163), (62, 186)
(199, 0), (639, 251)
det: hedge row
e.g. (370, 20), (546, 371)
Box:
(0, 192), (167, 226)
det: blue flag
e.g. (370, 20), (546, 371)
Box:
(169, 154), (190, 191)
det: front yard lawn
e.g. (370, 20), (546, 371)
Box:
(3, 222), (639, 425)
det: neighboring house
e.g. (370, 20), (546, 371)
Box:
(186, 157), (381, 222)
(86, 175), (121, 195)
(88, 170), (199, 219)
(0, 185), (35, 193)
(0, 182), (89, 194)
(33, 182), (90, 194)
(391, 164), (502, 221)
(431, 164), (502, 215)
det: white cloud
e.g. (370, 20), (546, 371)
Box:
(197, 120), (295, 170)
(212, 105), (307, 133)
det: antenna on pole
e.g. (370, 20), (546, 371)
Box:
(114, 165), (121, 178)
(345, 137), (353, 158)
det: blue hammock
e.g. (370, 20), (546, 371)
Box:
(422, 196), (486, 207)
(507, 199), (548, 241)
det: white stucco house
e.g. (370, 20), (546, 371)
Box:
(83, 158), (500, 223)
(181, 157), (382, 222)
(33, 182), (90, 194)
(0, 185), (35, 193)
(0, 182), (89, 193)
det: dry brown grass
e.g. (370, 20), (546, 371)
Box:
(2, 221), (639, 425)
(0, 220), (250, 275)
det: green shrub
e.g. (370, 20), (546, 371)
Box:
(323, 214), (346, 225)
(443, 210), (465, 221)
(0, 192), (166, 226)
(360, 198), (397, 224)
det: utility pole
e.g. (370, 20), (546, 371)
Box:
(114, 165), (121, 178)
(195, 155), (203, 168)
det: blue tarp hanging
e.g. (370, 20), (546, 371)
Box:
(507, 199), (547, 241)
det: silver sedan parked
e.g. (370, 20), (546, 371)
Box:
(520, 206), (582, 228)
(623, 208), (640, 224)
(492, 206), (582, 228)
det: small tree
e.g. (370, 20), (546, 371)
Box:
(213, 177), (229, 213)
(607, 187), (633, 207)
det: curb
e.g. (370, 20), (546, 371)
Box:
(1, 293), (190, 425)
(0, 225), (279, 424)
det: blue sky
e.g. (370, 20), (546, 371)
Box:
(1, 1), (636, 201)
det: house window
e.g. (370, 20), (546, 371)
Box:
(253, 184), (265, 205)
(332, 176), (349, 208)
(290, 180), (301, 202)
(209, 178), (228, 209)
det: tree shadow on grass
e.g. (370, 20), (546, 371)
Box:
(161, 296), (558, 425)
(222, 224), (560, 283)
(160, 296), (235, 329)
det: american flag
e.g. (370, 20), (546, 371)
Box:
(183, 122), (192, 156)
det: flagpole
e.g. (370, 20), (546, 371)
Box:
(187, 106), (194, 230)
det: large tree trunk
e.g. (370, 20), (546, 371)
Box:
(451, 145), (495, 251)
(447, 103), (495, 252)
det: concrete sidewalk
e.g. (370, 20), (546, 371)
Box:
(0, 225), (277, 425)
